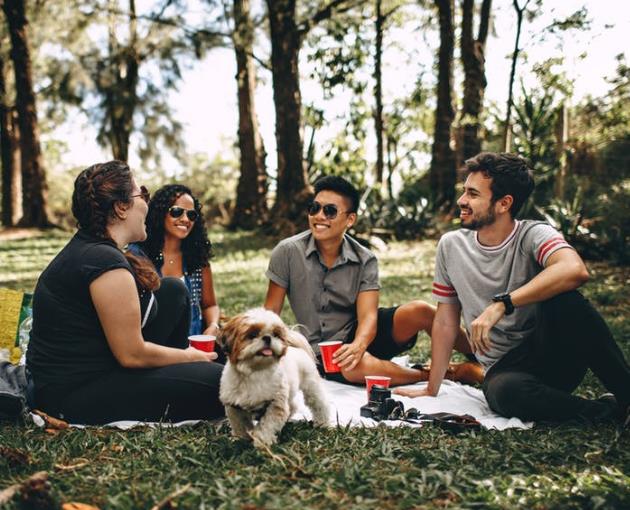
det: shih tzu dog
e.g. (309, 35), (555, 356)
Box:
(218, 308), (330, 447)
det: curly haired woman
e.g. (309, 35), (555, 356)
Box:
(132, 184), (220, 337)
(27, 161), (224, 424)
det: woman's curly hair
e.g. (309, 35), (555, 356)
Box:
(72, 160), (159, 291)
(138, 184), (212, 272)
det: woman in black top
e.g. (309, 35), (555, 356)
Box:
(27, 161), (224, 424)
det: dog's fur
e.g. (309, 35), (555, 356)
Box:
(218, 308), (330, 447)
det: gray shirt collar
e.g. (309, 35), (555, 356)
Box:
(305, 233), (360, 267)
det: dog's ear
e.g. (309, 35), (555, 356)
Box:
(217, 318), (237, 355)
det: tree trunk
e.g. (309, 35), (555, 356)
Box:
(373, 0), (385, 191)
(554, 102), (568, 200)
(231, 0), (268, 230)
(430, 0), (456, 210)
(106, 0), (139, 161)
(266, 0), (311, 229)
(460, 0), (491, 161)
(502, 0), (529, 152)
(0, 55), (22, 226)
(3, 0), (52, 227)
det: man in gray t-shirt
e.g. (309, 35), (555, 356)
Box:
(264, 175), (478, 386)
(396, 152), (629, 424)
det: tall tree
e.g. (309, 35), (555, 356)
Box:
(0, 52), (21, 226)
(231, 0), (268, 230)
(502, 0), (530, 152)
(265, 0), (363, 228)
(2, 0), (52, 227)
(460, 0), (491, 161)
(374, 0), (384, 189)
(101, 0), (139, 161)
(46, 0), (197, 166)
(429, 0), (456, 210)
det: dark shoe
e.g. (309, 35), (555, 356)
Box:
(586, 393), (622, 423)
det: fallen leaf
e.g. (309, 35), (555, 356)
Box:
(62, 503), (101, 510)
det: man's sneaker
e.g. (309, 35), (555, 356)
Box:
(594, 393), (623, 423)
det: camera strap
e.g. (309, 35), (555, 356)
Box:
(383, 404), (482, 432)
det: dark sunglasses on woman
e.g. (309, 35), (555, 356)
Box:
(306, 201), (349, 220)
(168, 206), (199, 222)
(132, 185), (151, 204)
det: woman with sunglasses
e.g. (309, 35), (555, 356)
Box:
(133, 184), (220, 337)
(26, 161), (224, 424)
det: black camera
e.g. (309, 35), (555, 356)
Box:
(360, 385), (404, 421)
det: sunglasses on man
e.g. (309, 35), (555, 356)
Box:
(168, 206), (199, 222)
(306, 201), (351, 220)
(132, 185), (151, 204)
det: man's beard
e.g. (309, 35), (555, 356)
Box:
(460, 205), (496, 230)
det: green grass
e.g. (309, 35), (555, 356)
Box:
(1, 228), (629, 509)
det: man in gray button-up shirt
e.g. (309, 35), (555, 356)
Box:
(264, 176), (472, 386)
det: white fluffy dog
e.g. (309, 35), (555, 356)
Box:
(218, 308), (330, 447)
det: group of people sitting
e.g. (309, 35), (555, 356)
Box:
(25, 152), (630, 426)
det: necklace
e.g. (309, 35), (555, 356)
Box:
(159, 251), (179, 265)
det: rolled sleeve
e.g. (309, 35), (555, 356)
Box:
(358, 256), (380, 292)
(266, 242), (290, 289)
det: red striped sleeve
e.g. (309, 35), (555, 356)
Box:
(432, 282), (457, 298)
(536, 237), (571, 265)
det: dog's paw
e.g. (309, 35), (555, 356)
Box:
(249, 429), (277, 448)
(230, 429), (251, 441)
(313, 415), (330, 427)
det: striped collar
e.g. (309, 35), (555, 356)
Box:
(474, 220), (520, 252)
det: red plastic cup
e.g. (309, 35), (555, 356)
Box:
(319, 341), (343, 373)
(365, 376), (391, 399)
(188, 335), (216, 353)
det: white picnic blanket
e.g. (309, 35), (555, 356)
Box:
(298, 378), (532, 430)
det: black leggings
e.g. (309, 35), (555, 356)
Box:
(483, 290), (630, 422)
(36, 278), (224, 424)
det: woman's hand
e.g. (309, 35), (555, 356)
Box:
(203, 322), (220, 337)
(185, 347), (217, 362)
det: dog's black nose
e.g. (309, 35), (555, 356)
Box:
(262, 335), (271, 345)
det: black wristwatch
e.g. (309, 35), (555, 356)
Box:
(492, 293), (515, 315)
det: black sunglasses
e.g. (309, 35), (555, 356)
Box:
(307, 201), (349, 220)
(168, 206), (199, 222)
(132, 185), (150, 204)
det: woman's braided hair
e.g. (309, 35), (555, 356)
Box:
(138, 184), (212, 272)
(72, 160), (159, 291)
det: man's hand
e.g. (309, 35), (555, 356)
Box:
(332, 340), (367, 371)
(393, 386), (436, 398)
(469, 301), (505, 355)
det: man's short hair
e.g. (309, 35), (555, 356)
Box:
(313, 175), (360, 213)
(464, 152), (535, 217)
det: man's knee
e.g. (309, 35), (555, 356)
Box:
(484, 372), (534, 418)
(543, 290), (586, 313)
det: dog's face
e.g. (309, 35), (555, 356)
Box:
(219, 308), (289, 371)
